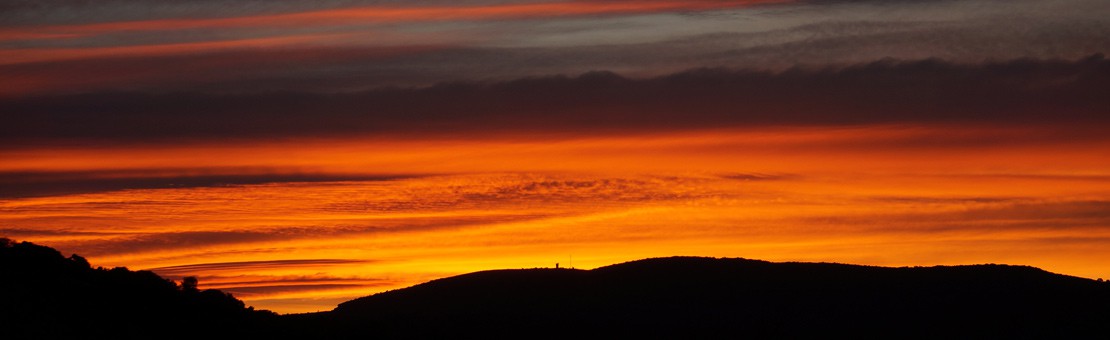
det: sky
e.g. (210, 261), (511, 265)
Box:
(1, 0), (1109, 313)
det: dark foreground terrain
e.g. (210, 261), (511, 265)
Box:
(3, 238), (1109, 339)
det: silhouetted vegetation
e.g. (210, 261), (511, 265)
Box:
(0, 238), (274, 339)
(4, 239), (1109, 339)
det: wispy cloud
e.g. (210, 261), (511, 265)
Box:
(2, 0), (1106, 96)
(0, 0), (786, 43)
(3, 0), (1108, 315)
(148, 259), (375, 276)
(0, 168), (422, 198)
(5, 170), (1110, 313)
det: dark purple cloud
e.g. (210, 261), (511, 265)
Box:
(0, 170), (422, 198)
(797, 199), (1110, 234)
(20, 212), (564, 257)
(2, 55), (1107, 146)
(147, 259), (375, 276)
(217, 283), (385, 297)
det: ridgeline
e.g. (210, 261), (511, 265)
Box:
(3, 239), (1108, 339)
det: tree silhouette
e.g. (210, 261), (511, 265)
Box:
(1, 239), (272, 339)
(5, 239), (1110, 339)
(182, 276), (199, 293)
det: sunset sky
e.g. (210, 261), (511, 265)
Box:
(2, 0), (1109, 313)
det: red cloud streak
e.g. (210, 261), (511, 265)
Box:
(0, 0), (787, 43)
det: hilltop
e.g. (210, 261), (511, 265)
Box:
(4, 239), (1108, 339)
(303, 257), (1110, 338)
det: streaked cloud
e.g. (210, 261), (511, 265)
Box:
(149, 259), (376, 275)
(4, 165), (1109, 313)
(0, 0), (784, 43)
(2, 0), (1107, 96)
(0, 169), (422, 198)
(2, 0), (1107, 316)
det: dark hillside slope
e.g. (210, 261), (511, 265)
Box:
(324, 257), (1110, 338)
(4, 238), (1108, 339)
(0, 238), (273, 339)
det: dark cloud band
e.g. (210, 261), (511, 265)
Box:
(0, 170), (421, 198)
(2, 55), (1107, 145)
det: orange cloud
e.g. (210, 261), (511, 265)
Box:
(2, 125), (1108, 313)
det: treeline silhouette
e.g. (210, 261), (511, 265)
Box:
(4, 239), (1109, 339)
(0, 238), (273, 339)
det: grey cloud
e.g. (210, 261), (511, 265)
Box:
(2, 0), (1107, 96)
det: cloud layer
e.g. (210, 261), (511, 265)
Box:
(3, 0), (1108, 315)
(4, 172), (1109, 313)
(3, 55), (1108, 145)
(2, 0), (1107, 96)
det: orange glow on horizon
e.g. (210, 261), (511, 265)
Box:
(2, 0), (1106, 320)
(2, 125), (1108, 313)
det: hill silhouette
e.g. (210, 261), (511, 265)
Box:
(4, 239), (1109, 339)
(312, 257), (1110, 338)
(0, 238), (273, 339)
